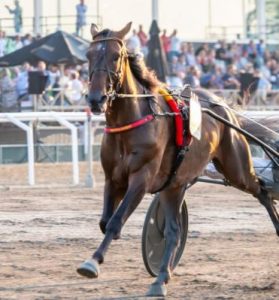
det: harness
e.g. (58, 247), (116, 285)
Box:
(88, 34), (193, 192)
(89, 35), (128, 98)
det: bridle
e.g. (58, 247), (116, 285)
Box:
(88, 36), (128, 100)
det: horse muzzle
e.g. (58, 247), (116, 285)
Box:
(87, 91), (108, 114)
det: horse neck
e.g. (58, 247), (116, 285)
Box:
(105, 64), (149, 126)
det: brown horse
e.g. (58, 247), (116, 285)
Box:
(77, 22), (279, 297)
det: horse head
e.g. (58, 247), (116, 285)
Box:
(86, 22), (132, 113)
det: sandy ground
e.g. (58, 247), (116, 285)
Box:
(0, 163), (278, 299)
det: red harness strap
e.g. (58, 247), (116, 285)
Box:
(159, 89), (184, 147)
(104, 89), (188, 148)
(105, 114), (154, 133)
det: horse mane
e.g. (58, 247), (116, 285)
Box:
(127, 55), (160, 92)
(92, 29), (160, 92)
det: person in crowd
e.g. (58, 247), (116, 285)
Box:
(79, 63), (89, 81)
(75, 0), (87, 36)
(4, 35), (16, 54)
(5, 0), (23, 34)
(180, 42), (196, 67)
(246, 40), (257, 63)
(195, 42), (209, 56)
(0, 68), (18, 112)
(168, 55), (185, 88)
(215, 40), (227, 62)
(67, 71), (84, 104)
(15, 62), (32, 109)
(48, 64), (61, 88)
(36, 61), (50, 85)
(168, 29), (181, 62)
(266, 58), (279, 90)
(14, 35), (23, 50)
(58, 67), (72, 104)
(196, 48), (208, 72)
(202, 49), (216, 73)
(257, 39), (265, 59)
(0, 31), (7, 57)
(33, 61), (51, 103)
(22, 33), (33, 46)
(160, 29), (171, 58)
(185, 65), (201, 88)
(222, 64), (241, 90)
(252, 68), (272, 105)
(235, 49), (249, 71)
(137, 25), (148, 57)
(126, 29), (141, 55)
(208, 66), (224, 89)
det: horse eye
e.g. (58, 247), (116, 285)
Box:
(113, 55), (120, 62)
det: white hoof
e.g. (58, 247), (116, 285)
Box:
(77, 259), (100, 278)
(146, 282), (167, 297)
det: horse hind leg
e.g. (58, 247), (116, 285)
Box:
(213, 148), (279, 236)
(147, 186), (185, 297)
(257, 187), (279, 236)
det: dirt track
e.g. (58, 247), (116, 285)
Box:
(0, 163), (278, 299)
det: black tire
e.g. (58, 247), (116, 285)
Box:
(141, 193), (188, 277)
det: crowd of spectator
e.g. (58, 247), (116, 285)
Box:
(1, 23), (279, 112)
(127, 25), (279, 106)
(0, 59), (88, 112)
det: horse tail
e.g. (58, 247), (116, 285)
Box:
(239, 116), (279, 149)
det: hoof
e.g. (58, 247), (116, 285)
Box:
(146, 282), (167, 297)
(77, 259), (100, 278)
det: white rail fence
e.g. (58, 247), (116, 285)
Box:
(0, 110), (278, 187)
(0, 112), (105, 186)
(1, 88), (279, 113)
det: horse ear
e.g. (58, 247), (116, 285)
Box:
(117, 22), (132, 39)
(90, 23), (99, 39)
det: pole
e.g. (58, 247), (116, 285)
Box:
(52, 113), (80, 185)
(152, 0), (159, 22)
(242, 0), (247, 39)
(256, 0), (266, 40)
(57, 0), (62, 30)
(34, 0), (43, 35)
(96, 0), (100, 26)
(208, 0), (212, 38)
(6, 116), (35, 185)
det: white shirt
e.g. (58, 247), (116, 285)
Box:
(126, 34), (141, 54)
(0, 38), (7, 57)
(69, 78), (83, 102)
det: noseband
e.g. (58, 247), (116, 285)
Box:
(89, 37), (128, 98)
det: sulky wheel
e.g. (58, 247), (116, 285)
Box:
(141, 193), (188, 277)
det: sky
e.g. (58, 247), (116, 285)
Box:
(0, 0), (251, 40)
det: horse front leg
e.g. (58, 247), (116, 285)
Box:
(77, 171), (147, 279)
(99, 179), (125, 235)
(147, 186), (185, 297)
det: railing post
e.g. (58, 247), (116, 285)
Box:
(5, 115), (35, 185)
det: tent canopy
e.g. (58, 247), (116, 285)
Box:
(0, 31), (90, 67)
